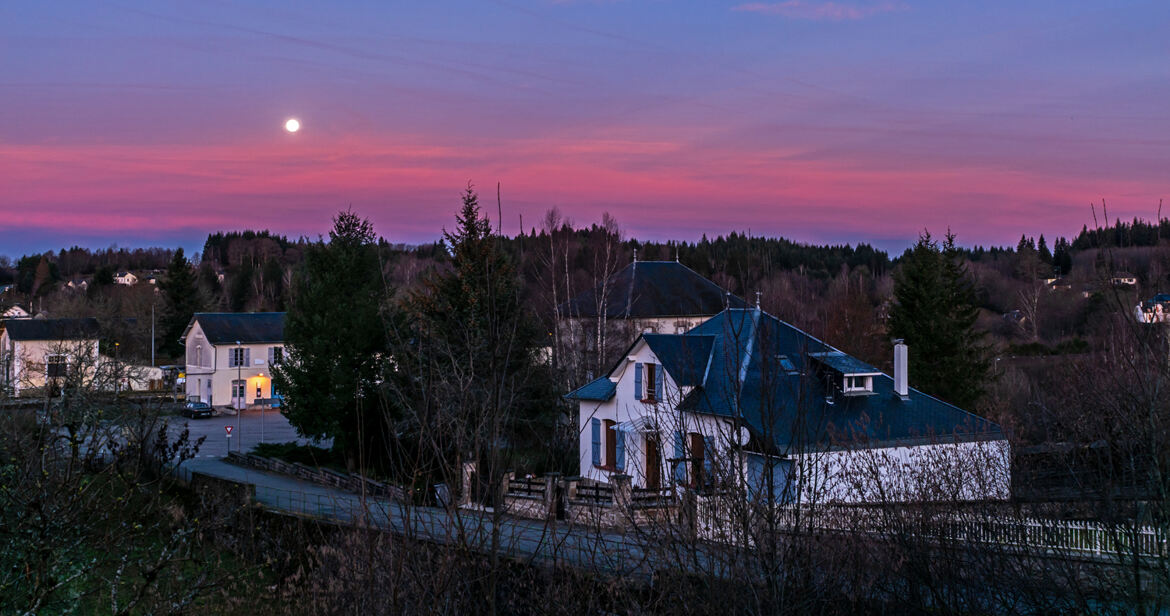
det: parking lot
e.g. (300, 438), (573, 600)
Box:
(167, 408), (328, 458)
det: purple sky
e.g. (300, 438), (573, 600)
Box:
(2, 1), (1167, 258)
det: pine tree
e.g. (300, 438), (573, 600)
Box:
(889, 231), (991, 408)
(389, 185), (560, 476)
(158, 248), (202, 358)
(274, 211), (392, 469)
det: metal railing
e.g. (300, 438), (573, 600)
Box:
(694, 498), (1169, 559)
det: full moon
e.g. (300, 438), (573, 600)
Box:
(284, 118), (301, 133)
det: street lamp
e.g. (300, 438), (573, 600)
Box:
(236, 340), (242, 452)
(114, 341), (120, 397)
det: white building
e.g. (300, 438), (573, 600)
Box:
(567, 308), (1010, 504)
(182, 312), (285, 409)
(0, 318), (100, 397)
(114, 271), (138, 286)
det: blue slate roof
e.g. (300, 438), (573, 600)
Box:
(643, 334), (714, 386)
(3, 317), (100, 341)
(185, 312), (285, 345)
(565, 376), (617, 401)
(809, 351), (881, 375)
(561, 261), (747, 319)
(571, 307), (1004, 453)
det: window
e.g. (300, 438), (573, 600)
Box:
(194, 345), (202, 367)
(232, 379), (246, 399)
(229, 347), (248, 367)
(635, 362), (663, 402)
(777, 355), (797, 374)
(270, 346), (283, 365)
(592, 419), (625, 471)
(843, 375), (873, 394)
(46, 354), (66, 378)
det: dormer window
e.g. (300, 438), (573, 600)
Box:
(843, 375), (873, 394)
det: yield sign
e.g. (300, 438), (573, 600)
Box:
(225, 425), (234, 437)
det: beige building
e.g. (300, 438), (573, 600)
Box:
(558, 259), (745, 380)
(0, 318), (101, 397)
(182, 312), (285, 409)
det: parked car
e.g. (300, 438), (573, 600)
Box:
(181, 401), (214, 419)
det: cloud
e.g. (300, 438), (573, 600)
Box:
(732, 1), (906, 21)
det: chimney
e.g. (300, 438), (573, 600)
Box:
(893, 339), (909, 399)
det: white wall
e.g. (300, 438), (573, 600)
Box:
(793, 438), (1012, 504)
(577, 338), (736, 488)
(183, 320), (282, 407)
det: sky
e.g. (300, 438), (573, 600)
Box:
(2, 1), (1168, 258)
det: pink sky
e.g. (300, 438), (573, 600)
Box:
(2, 2), (1167, 255)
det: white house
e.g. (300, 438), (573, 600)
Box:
(1135, 293), (1170, 324)
(114, 271), (138, 286)
(182, 312), (285, 409)
(567, 308), (1010, 504)
(0, 317), (101, 397)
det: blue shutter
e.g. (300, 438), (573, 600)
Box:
(591, 419), (601, 466)
(747, 454), (764, 502)
(615, 427), (626, 471)
(703, 436), (716, 485)
(654, 365), (663, 400)
(633, 363), (643, 399)
(672, 431), (686, 482)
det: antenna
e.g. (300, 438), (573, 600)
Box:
(675, 246), (680, 262)
(633, 248), (638, 263)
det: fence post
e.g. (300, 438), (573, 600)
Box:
(612, 474), (633, 525)
(460, 461), (476, 507)
(543, 472), (561, 521)
(498, 470), (515, 512)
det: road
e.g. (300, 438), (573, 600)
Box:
(167, 408), (329, 458)
(174, 456), (687, 580)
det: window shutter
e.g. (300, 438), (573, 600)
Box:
(654, 365), (663, 400)
(268, 346), (274, 365)
(615, 427), (625, 472)
(747, 455), (763, 502)
(591, 419), (601, 466)
(633, 363), (643, 399)
(672, 431), (686, 482)
(244, 348), (251, 365)
(703, 436), (716, 483)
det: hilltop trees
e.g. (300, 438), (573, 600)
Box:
(889, 231), (991, 408)
(275, 211), (393, 469)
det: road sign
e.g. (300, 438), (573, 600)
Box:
(225, 425), (234, 437)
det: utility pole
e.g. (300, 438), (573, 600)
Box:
(150, 303), (155, 367)
(236, 340), (242, 452)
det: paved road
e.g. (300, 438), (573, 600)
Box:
(167, 408), (329, 458)
(176, 456), (686, 579)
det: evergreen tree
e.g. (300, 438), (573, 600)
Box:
(1037, 234), (1053, 266)
(889, 231), (991, 408)
(157, 249), (202, 358)
(274, 211), (391, 469)
(389, 185), (560, 477)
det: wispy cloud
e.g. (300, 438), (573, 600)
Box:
(732, 1), (905, 21)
